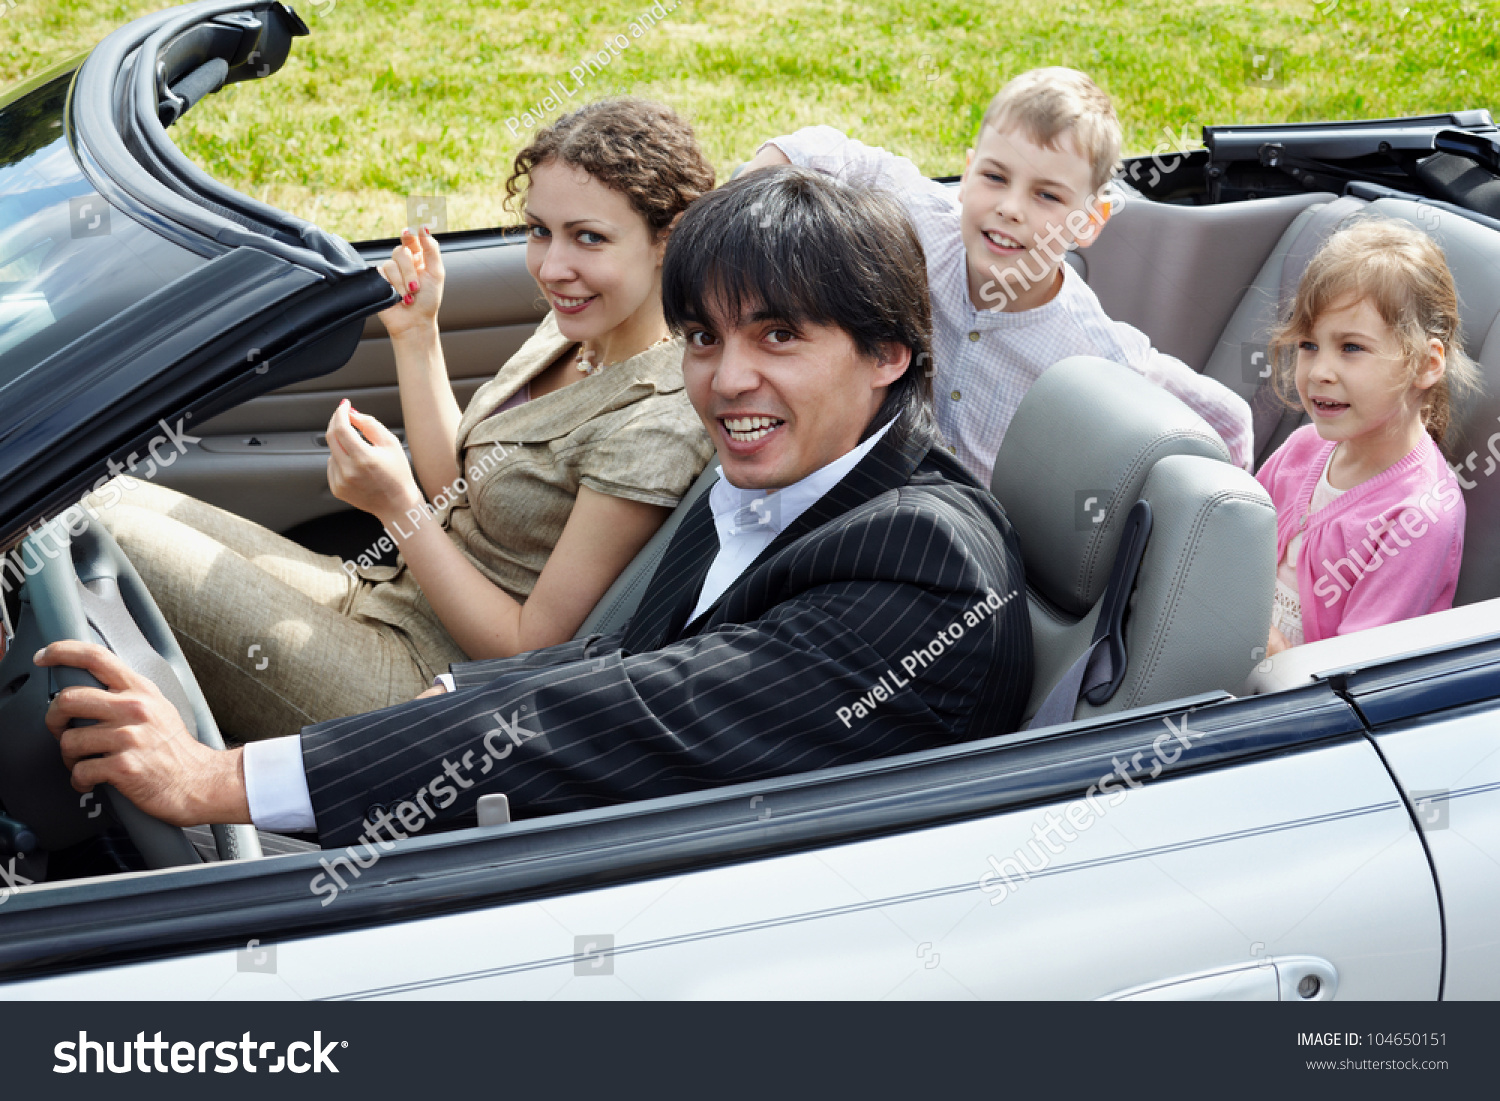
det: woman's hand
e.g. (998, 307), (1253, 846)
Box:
(326, 400), (424, 525)
(376, 226), (445, 342)
(1267, 624), (1291, 656)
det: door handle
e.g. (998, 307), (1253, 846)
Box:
(1100, 956), (1338, 1001)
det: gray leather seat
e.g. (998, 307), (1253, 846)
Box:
(1199, 192), (1342, 464)
(990, 357), (1277, 724)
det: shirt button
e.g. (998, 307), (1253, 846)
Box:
(968, 331), (980, 342)
(951, 390), (961, 401)
(947, 445), (957, 454)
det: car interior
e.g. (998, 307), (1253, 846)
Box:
(145, 181), (1500, 723)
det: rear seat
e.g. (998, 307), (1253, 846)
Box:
(1198, 194), (1343, 463)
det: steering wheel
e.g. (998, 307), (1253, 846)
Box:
(12, 513), (261, 868)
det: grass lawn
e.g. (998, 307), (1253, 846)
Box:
(3, 0), (1496, 241)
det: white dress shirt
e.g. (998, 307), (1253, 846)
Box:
(688, 419), (892, 622)
(241, 735), (316, 832)
(769, 127), (1254, 481)
(241, 420), (893, 833)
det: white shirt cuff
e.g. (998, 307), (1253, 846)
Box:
(242, 736), (317, 833)
(434, 673), (455, 693)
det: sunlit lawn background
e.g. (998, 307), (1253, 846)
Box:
(3, 0), (1496, 241)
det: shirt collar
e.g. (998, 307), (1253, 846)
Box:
(962, 259), (1077, 327)
(707, 418), (895, 541)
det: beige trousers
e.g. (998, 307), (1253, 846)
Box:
(91, 481), (444, 744)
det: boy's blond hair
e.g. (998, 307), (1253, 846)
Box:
(978, 68), (1122, 194)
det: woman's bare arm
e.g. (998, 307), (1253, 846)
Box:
(390, 485), (670, 658)
(377, 227), (463, 500)
(327, 399), (673, 659)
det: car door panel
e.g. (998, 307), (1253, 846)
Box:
(1344, 636), (1500, 1000)
(1371, 708), (1500, 1000)
(348, 741), (1436, 1000)
(2, 708), (1440, 1000)
(154, 236), (545, 537)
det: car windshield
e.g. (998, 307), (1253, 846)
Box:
(0, 72), (204, 396)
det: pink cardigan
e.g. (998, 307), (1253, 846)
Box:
(1255, 425), (1465, 644)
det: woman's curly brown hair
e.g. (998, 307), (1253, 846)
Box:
(504, 98), (715, 237)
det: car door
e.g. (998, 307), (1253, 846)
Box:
(0, 682), (1443, 1000)
(0, 2), (395, 557)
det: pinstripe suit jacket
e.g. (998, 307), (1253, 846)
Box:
(301, 421), (1032, 846)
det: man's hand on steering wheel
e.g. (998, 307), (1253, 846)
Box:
(39, 641), (250, 827)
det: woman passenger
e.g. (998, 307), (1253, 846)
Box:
(94, 98), (715, 741)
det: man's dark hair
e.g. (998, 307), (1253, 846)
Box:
(661, 167), (937, 446)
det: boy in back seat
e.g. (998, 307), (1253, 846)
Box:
(746, 67), (1253, 483)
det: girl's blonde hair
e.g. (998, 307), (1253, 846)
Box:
(1270, 216), (1480, 455)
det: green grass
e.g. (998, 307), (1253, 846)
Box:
(3, 0), (1496, 241)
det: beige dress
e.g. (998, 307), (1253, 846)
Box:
(94, 314), (712, 743)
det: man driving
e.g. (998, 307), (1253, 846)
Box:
(39, 168), (1033, 847)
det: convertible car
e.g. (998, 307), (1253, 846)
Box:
(0, 0), (1497, 1000)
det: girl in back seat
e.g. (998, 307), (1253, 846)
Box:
(1259, 217), (1478, 653)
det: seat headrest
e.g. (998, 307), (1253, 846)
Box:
(1363, 199), (1500, 361)
(990, 357), (1230, 616)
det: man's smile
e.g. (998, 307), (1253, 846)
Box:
(719, 415), (787, 444)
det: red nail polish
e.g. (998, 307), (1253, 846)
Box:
(403, 294), (413, 305)
(408, 281), (419, 293)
